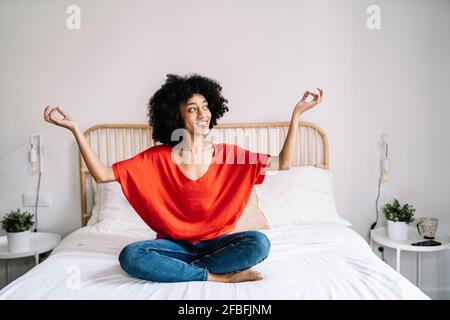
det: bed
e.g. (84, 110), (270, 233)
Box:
(0, 121), (430, 299)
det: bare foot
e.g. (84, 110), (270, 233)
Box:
(207, 268), (263, 283)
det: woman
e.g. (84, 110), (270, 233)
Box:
(43, 73), (323, 283)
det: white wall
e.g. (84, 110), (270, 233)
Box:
(0, 0), (449, 297)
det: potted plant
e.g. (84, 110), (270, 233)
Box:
(1, 208), (34, 253)
(382, 198), (415, 241)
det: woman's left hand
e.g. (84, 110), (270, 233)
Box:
(294, 88), (324, 115)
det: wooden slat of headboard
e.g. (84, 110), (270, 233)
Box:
(79, 121), (329, 226)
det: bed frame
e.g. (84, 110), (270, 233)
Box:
(79, 122), (329, 226)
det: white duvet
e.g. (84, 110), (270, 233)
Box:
(0, 224), (429, 300)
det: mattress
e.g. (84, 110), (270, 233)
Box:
(0, 224), (430, 299)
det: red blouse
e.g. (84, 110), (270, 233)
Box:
(112, 143), (271, 243)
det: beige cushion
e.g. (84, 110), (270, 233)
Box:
(234, 190), (270, 232)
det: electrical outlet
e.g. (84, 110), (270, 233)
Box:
(22, 191), (51, 207)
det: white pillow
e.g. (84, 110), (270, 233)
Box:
(254, 166), (351, 227)
(87, 182), (156, 237)
(86, 183), (101, 226)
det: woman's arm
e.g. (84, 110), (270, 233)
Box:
(72, 126), (115, 183)
(43, 106), (115, 183)
(266, 88), (324, 171)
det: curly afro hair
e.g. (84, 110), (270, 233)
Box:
(147, 73), (229, 147)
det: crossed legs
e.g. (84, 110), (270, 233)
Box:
(118, 231), (271, 283)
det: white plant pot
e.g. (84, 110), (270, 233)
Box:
(387, 220), (409, 241)
(7, 230), (31, 253)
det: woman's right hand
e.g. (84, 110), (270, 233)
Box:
(43, 106), (78, 132)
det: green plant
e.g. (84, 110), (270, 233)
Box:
(382, 198), (415, 224)
(1, 208), (34, 233)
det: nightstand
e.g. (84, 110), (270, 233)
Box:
(369, 226), (450, 288)
(0, 232), (61, 284)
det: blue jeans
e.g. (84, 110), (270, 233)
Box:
(118, 230), (271, 282)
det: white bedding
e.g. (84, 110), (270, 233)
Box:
(0, 224), (429, 300)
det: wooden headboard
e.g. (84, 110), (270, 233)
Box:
(79, 121), (329, 226)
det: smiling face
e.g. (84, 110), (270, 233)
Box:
(179, 93), (212, 137)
